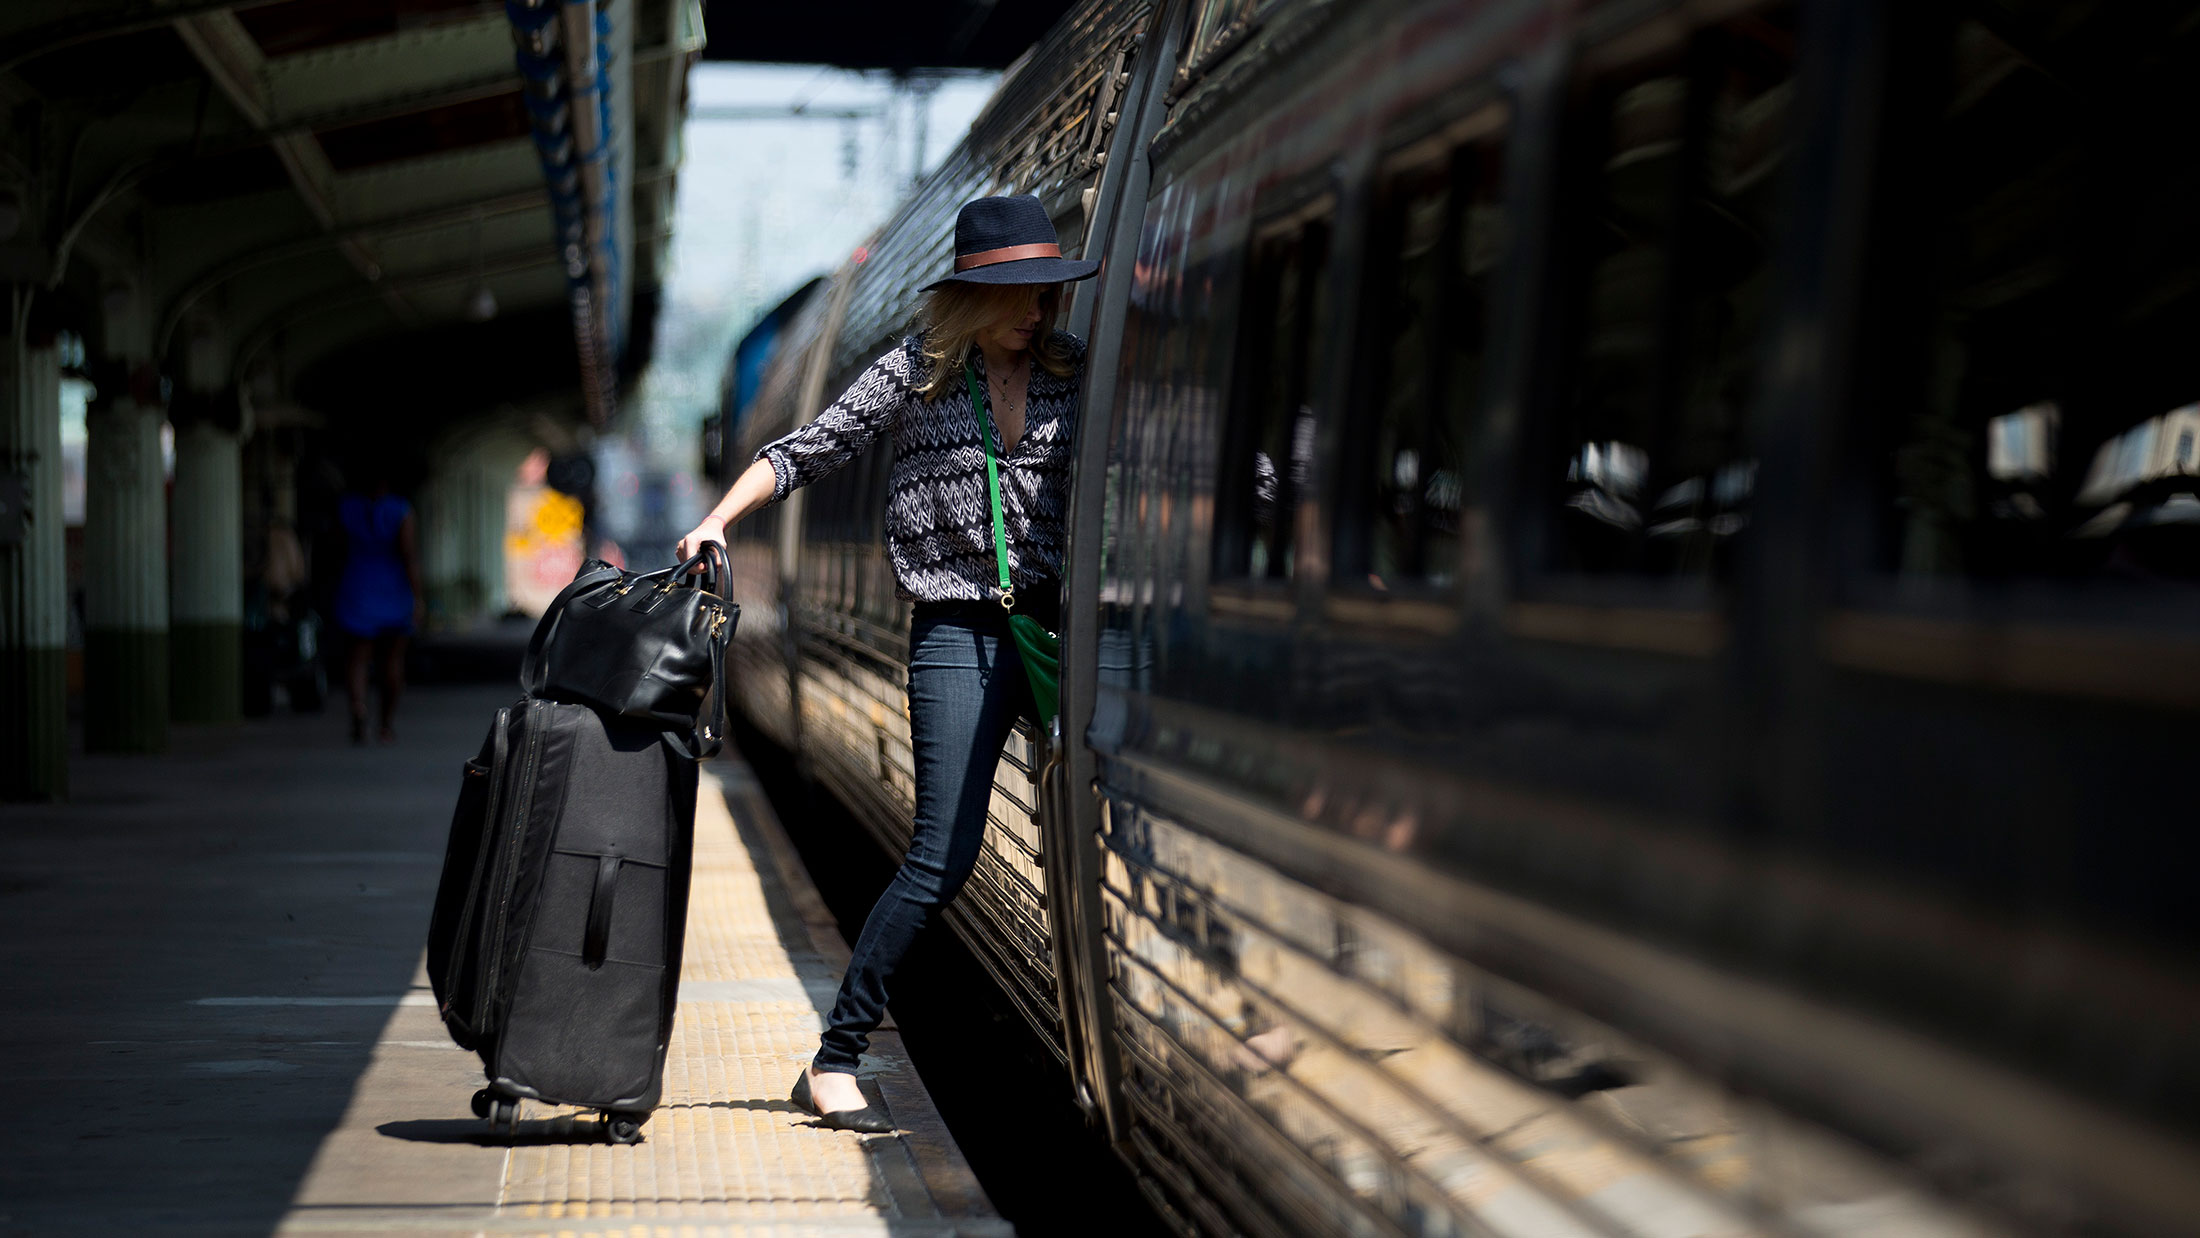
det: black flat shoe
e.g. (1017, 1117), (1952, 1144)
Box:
(791, 1070), (894, 1133)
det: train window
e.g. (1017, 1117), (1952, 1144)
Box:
(1544, 7), (1798, 580)
(1215, 201), (1333, 584)
(1862, 10), (2200, 590)
(1339, 111), (1508, 592)
(1186, 0), (1254, 70)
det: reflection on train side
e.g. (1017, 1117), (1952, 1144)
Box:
(1545, 13), (1793, 582)
(1351, 117), (1504, 593)
(2069, 405), (2200, 545)
(1872, 12), (2200, 587)
(1898, 393), (2200, 573)
(1099, 798), (1986, 1237)
(1562, 442), (1757, 549)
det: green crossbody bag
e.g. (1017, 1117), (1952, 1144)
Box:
(964, 362), (1062, 727)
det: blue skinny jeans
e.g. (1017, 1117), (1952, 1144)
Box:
(812, 600), (1045, 1074)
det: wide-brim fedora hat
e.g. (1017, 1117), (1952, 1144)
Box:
(921, 194), (1100, 290)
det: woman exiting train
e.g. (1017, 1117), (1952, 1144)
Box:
(677, 194), (1096, 1130)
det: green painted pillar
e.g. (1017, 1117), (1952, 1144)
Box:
(419, 468), (461, 625)
(1, 331), (67, 801)
(472, 462), (511, 619)
(82, 367), (169, 751)
(170, 411), (242, 725)
(423, 454), (513, 624)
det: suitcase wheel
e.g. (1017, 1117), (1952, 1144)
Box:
(484, 1097), (519, 1135)
(470, 1088), (494, 1119)
(603, 1112), (646, 1145)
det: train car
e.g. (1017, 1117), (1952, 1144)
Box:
(726, 2), (2200, 1235)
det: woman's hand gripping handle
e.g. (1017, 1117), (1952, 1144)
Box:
(678, 456), (780, 562)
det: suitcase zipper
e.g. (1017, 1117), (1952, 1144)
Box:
(440, 708), (511, 1030)
(479, 699), (549, 1034)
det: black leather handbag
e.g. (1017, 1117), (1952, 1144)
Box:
(520, 543), (739, 754)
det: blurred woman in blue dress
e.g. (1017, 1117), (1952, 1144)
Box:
(333, 465), (422, 745)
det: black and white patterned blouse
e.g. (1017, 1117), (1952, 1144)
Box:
(755, 330), (1084, 604)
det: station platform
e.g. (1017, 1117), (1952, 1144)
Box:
(0, 685), (1009, 1238)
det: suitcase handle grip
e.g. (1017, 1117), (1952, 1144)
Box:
(583, 854), (622, 970)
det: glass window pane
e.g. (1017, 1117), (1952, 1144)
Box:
(1548, 8), (1797, 579)
(1348, 125), (1507, 591)
(1873, 11), (2200, 586)
(1217, 213), (1332, 582)
(1368, 167), (1453, 585)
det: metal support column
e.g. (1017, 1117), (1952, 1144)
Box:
(472, 462), (511, 619)
(82, 363), (170, 751)
(169, 406), (243, 725)
(417, 469), (455, 624)
(421, 454), (513, 626)
(0, 319), (66, 799)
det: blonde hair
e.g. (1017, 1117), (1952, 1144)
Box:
(915, 282), (1077, 402)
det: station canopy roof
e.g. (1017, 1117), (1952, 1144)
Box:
(0, 0), (695, 437)
(699, 1), (1078, 70)
(0, 0), (1071, 441)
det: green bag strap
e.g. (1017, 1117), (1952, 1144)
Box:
(963, 361), (1017, 612)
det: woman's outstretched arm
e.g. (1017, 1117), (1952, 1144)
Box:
(677, 341), (917, 561)
(676, 457), (777, 560)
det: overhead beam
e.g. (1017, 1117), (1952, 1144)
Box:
(232, 222), (671, 381)
(170, 10), (411, 325)
(171, 14), (331, 222)
(231, 243), (575, 381)
(157, 185), (552, 355)
(254, 9), (511, 128)
(0, 0), (289, 77)
(10, 56), (539, 303)
(269, 72), (520, 141)
(63, 72), (532, 234)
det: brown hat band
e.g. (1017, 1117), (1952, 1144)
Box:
(954, 242), (1062, 271)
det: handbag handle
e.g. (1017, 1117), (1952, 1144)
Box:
(519, 561), (625, 696)
(642, 541), (734, 760)
(606, 528), (731, 594)
(682, 540), (731, 601)
(659, 629), (727, 762)
(688, 540), (733, 758)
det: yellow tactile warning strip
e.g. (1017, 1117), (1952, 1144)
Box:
(270, 754), (1008, 1238)
(490, 764), (1008, 1237)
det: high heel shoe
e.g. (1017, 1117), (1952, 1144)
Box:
(790, 1070), (894, 1133)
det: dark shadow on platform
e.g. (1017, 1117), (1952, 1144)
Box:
(0, 684), (515, 1236)
(376, 1115), (627, 1147)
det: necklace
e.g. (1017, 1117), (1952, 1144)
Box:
(987, 352), (1029, 423)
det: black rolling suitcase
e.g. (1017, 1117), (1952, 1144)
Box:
(427, 697), (698, 1143)
(427, 546), (734, 1143)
